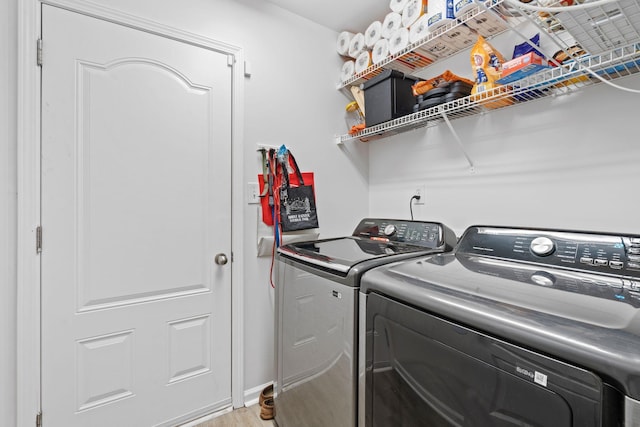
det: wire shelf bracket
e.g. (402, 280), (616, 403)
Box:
(441, 111), (475, 171)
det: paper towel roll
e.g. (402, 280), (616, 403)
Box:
(388, 27), (410, 55)
(365, 21), (383, 49)
(341, 60), (355, 82)
(453, 0), (477, 18)
(372, 39), (390, 63)
(426, 0), (456, 33)
(409, 14), (430, 44)
(337, 31), (355, 56)
(348, 33), (366, 59)
(355, 51), (372, 74)
(402, 0), (427, 28)
(389, 0), (409, 13)
(381, 12), (402, 39)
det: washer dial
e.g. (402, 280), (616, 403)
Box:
(383, 224), (397, 237)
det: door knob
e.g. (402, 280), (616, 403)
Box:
(214, 253), (229, 265)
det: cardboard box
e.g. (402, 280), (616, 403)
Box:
(497, 52), (549, 84)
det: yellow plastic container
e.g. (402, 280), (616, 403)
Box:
(345, 101), (365, 130)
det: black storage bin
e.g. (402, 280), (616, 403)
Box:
(361, 69), (418, 127)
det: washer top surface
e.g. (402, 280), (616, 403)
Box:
(279, 236), (434, 272)
(360, 225), (640, 399)
(277, 218), (456, 275)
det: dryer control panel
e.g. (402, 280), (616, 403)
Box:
(457, 226), (640, 279)
(352, 218), (457, 250)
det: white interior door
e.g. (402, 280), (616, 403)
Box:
(40, 5), (232, 426)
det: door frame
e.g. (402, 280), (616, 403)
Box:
(17, 1), (246, 425)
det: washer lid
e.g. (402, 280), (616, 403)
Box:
(279, 236), (427, 273)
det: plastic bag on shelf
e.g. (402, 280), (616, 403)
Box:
(470, 35), (513, 109)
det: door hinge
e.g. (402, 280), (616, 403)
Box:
(37, 39), (43, 67)
(36, 226), (42, 254)
(36, 411), (42, 427)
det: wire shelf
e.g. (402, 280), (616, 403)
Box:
(340, 41), (640, 143)
(338, 0), (640, 143)
(555, 0), (640, 54)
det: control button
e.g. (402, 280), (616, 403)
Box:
(629, 248), (640, 255)
(594, 259), (608, 266)
(383, 224), (397, 237)
(630, 238), (640, 244)
(629, 255), (640, 262)
(530, 237), (555, 257)
(610, 261), (624, 269)
(628, 262), (640, 270)
(580, 257), (594, 265)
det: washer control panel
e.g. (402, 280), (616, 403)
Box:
(352, 218), (457, 250)
(457, 226), (640, 279)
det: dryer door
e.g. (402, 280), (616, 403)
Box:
(363, 293), (607, 427)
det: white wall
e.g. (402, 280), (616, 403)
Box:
(369, 74), (640, 237)
(1, 0), (17, 425)
(2, 0), (369, 423)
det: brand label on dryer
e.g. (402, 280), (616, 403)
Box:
(516, 366), (548, 387)
(534, 371), (548, 387)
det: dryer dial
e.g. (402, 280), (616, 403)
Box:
(530, 237), (555, 257)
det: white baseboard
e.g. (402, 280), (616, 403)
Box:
(244, 381), (273, 407)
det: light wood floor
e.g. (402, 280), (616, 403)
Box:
(195, 404), (275, 427)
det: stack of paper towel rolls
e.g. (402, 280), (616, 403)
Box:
(337, 31), (368, 82)
(336, 0), (436, 82)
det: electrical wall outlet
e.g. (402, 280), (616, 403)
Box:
(413, 185), (426, 205)
(247, 182), (261, 204)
